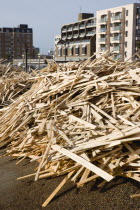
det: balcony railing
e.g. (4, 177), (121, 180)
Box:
(99, 38), (106, 42)
(112, 15), (122, 21)
(62, 28), (67, 32)
(87, 31), (96, 35)
(86, 22), (96, 26)
(100, 18), (108, 23)
(100, 28), (107, 32)
(80, 25), (85, 28)
(79, 33), (85, 37)
(68, 27), (72, 31)
(113, 46), (121, 51)
(67, 35), (72, 39)
(100, 47), (107, 51)
(112, 36), (122, 41)
(112, 26), (122, 31)
(73, 26), (79, 30)
(73, 34), (78, 38)
(113, 54), (122, 60)
(62, 36), (66, 39)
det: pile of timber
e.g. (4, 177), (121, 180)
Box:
(1, 54), (140, 206)
(0, 64), (32, 107)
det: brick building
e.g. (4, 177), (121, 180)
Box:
(0, 24), (33, 59)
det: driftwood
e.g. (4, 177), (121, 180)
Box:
(1, 53), (140, 206)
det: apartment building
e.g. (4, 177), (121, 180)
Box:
(55, 13), (96, 62)
(96, 3), (140, 61)
(0, 24), (33, 59)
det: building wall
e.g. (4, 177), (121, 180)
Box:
(55, 15), (96, 62)
(96, 4), (137, 61)
(0, 24), (33, 59)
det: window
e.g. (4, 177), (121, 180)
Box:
(75, 46), (79, 55)
(63, 48), (67, 56)
(125, 31), (128, 37)
(137, 7), (140, 14)
(137, 29), (140, 35)
(125, 42), (127, 47)
(126, 10), (128, 16)
(137, 19), (140, 25)
(69, 47), (73, 56)
(125, 51), (127, 57)
(126, 21), (128, 27)
(82, 46), (87, 55)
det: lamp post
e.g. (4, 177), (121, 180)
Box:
(22, 54), (25, 68)
(38, 53), (41, 69)
(24, 43), (29, 72)
(61, 40), (67, 62)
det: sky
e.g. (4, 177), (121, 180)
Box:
(0, 0), (138, 54)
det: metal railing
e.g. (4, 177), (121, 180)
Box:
(87, 31), (96, 35)
(112, 26), (122, 31)
(113, 54), (122, 60)
(113, 46), (121, 51)
(100, 28), (107, 32)
(79, 25), (85, 28)
(73, 26), (79, 30)
(112, 36), (122, 41)
(100, 47), (107, 51)
(62, 28), (67, 32)
(100, 18), (108, 23)
(68, 27), (72, 31)
(112, 15), (122, 21)
(87, 22), (96, 26)
(73, 34), (78, 37)
(99, 38), (106, 42)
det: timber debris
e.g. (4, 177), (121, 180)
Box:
(1, 53), (140, 206)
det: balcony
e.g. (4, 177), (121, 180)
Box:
(100, 17), (108, 23)
(112, 36), (122, 42)
(112, 26), (122, 31)
(112, 15), (122, 21)
(67, 28), (72, 32)
(79, 33), (85, 37)
(62, 28), (67, 32)
(73, 26), (79, 30)
(62, 36), (66, 40)
(100, 47), (107, 51)
(73, 34), (78, 38)
(99, 37), (106, 42)
(100, 28), (107, 33)
(113, 46), (121, 51)
(113, 54), (122, 60)
(67, 35), (72, 39)
(86, 31), (96, 35)
(79, 24), (85, 29)
(86, 22), (96, 27)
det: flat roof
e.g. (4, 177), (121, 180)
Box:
(62, 17), (96, 27)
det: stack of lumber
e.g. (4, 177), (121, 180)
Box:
(1, 54), (140, 206)
(0, 64), (32, 107)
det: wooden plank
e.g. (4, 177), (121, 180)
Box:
(42, 170), (75, 207)
(52, 145), (114, 182)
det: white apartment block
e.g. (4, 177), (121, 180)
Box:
(96, 3), (140, 61)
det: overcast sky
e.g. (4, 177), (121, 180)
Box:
(0, 0), (138, 54)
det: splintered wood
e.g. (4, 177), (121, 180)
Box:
(1, 53), (140, 206)
(0, 64), (32, 107)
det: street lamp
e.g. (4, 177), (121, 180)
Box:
(38, 53), (41, 69)
(60, 40), (67, 62)
(24, 43), (29, 72)
(22, 54), (25, 67)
